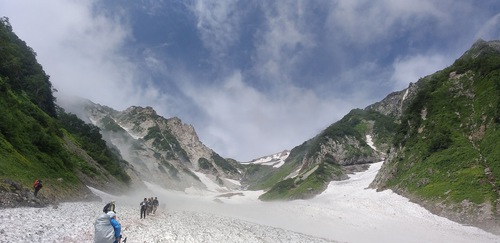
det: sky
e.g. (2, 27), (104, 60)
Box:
(1, 0), (500, 161)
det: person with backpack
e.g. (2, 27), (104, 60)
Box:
(33, 179), (43, 197)
(103, 200), (116, 213)
(94, 211), (122, 243)
(140, 198), (147, 219)
(108, 211), (122, 243)
(147, 197), (153, 215)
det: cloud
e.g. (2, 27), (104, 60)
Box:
(251, 1), (316, 86)
(1, 0), (181, 115)
(1, 1), (144, 109)
(191, 0), (241, 59)
(390, 54), (450, 90)
(475, 12), (500, 41)
(325, 0), (448, 45)
(180, 71), (351, 161)
(2, 0), (499, 162)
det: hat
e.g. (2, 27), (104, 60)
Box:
(107, 211), (116, 218)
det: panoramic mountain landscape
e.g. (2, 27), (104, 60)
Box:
(1, 5), (500, 242)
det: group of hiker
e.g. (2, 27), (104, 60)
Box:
(31, 179), (161, 242)
(94, 197), (160, 242)
(140, 197), (159, 219)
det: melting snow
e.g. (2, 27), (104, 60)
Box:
(0, 163), (498, 243)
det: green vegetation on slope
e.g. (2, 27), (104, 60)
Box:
(144, 125), (190, 162)
(259, 155), (343, 201)
(212, 152), (239, 175)
(257, 108), (395, 200)
(387, 42), (500, 208)
(0, 79), (78, 188)
(57, 110), (131, 184)
(310, 109), (395, 158)
(0, 17), (56, 117)
(0, 17), (130, 201)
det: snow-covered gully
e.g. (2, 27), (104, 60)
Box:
(1, 161), (498, 242)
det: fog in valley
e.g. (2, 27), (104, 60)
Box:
(2, 162), (496, 242)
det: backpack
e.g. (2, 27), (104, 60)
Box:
(33, 180), (39, 189)
(103, 203), (110, 213)
(94, 213), (115, 243)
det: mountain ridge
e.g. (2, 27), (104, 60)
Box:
(62, 98), (243, 193)
(2, 15), (500, 235)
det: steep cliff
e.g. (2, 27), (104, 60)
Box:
(371, 39), (500, 234)
(66, 101), (242, 192)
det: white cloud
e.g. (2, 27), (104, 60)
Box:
(325, 0), (448, 44)
(181, 71), (350, 161)
(252, 1), (315, 86)
(475, 12), (500, 41)
(191, 0), (241, 58)
(2, 0), (498, 162)
(0, 1), (145, 110)
(391, 54), (450, 90)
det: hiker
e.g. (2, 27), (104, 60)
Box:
(147, 197), (153, 215)
(108, 211), (122, 243)
(140, 198), (148, 219)
(152, 197), (159, 214)
(33, 179), (43, 197)
(103, 200), (116, 213)
(94, 211), (122, 243)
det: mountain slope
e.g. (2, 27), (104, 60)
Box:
(0, 17), (130, 207)
(253, 39), (500, 234)
(256, 108), (393, 200)
(60, 100), (242, 192)
(371, 39), (500, 233)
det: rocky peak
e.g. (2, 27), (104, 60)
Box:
(72, 101), (242, 192)
(166, 117), (201, 147)
(463, 39), (500, 59)
(123, 106), (157, 118)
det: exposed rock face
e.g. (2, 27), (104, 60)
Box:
(365, 81), (420, 119)
(0, 179), (101, 209)
(69, 101), (241, 192)
(315, 136), (381, 166)
(369, 39), (500, 235)
(166, 117), (215, 171)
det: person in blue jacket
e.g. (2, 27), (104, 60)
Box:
(107, 211), (122, 243)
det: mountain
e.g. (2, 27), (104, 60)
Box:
(370, 39), (500, 233)
(256, 39), (500, 233)
(0, 18), (131, 207)
(254, 108), (393, 201)
(2, 14), (500, 235)
(60, 99), (242, 192)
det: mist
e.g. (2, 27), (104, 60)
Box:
(85, 162), (498, 243)
(1, 162), (497, 242)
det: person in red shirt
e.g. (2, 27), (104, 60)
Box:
(33, 179), (43, 197)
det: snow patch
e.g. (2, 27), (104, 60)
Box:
(245, 150), (290, 168)
(366, 134), (376, 150)
(119, 124), (143, 139)
(402, 88), (409, 101)
(1, 164), (498, 242)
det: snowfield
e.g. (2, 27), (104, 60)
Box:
(1, 162), (499, 243)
